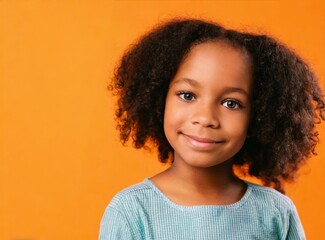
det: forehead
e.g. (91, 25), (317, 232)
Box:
(184, 40), (251, 73)
(172, 41), (253, 92)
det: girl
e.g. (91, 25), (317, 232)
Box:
(99, 19), (324, 239)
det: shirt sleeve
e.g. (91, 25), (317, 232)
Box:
(99, 206), (134, 240)
(283, 201), (306, 240)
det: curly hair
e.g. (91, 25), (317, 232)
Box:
(110, 18), (325, 193)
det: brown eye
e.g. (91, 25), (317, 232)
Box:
(177, 92), (195, 101)
(222, 99), (242, 109)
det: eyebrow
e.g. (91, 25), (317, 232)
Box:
(222, 87), (250, 98)
(172, 78), (199, 87)
(172, 77), (250, 97)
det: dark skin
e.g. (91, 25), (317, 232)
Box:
(151, 159), (246, 206)
(149, 41), (250, 206)
(113, 19), (325, 193)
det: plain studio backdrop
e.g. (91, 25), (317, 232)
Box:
(1, 0), (324, 239)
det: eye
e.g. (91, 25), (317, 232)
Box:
(177, 91), (196, 101)
(222, 99), (242, 109)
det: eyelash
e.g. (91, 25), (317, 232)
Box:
(176, 91), (196, 101)
(221, 99), (243, 109)
(176, 91), (244, 109)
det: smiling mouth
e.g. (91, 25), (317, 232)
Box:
(181, 133), (225, 148)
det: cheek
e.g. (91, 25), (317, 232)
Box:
(163, 101), (189, 145)
(223, 115), (250, 138)
(164, 98), (186, 124)
(164, 108), (183, 134)
(163, 100), (177, 134)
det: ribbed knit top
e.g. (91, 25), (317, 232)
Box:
(99, 179), (305, 239)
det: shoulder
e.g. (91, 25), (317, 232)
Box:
(246, 181), (295, 212)
(99, 180), (154, 239)
(111, 180), (151, 198)
(246, 181), (305, 236)
(244, 182), (305, 238)
(107, 179), (157, 213)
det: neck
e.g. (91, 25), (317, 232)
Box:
(150, 158), (246, 206)
(166, 158), (241, 193)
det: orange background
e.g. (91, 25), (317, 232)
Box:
(1, 1), (325, 239)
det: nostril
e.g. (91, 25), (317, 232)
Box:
(190, 104), (220, 128)
(191, 115), (220, 128)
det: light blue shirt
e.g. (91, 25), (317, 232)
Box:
(99, 179), (305, 239)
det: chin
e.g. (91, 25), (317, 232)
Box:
(185, 158), (229, 169)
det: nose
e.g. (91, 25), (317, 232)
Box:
(191, 102), (220, 128)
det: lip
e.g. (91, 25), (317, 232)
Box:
(182, 133), (225, 149)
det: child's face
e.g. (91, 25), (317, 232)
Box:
(164, 41), (252, 169)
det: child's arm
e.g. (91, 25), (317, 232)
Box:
(99, 206), (134, 240)
(282, 201), (306, 240)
